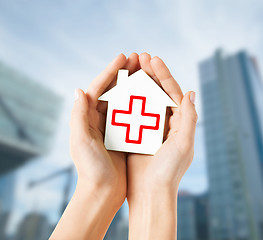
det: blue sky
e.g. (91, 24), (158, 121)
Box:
(0, 0), (262, 232)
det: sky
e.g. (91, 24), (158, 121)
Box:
(0, 0), (262, 233)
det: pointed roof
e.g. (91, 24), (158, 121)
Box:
(99, 69), (177, 107)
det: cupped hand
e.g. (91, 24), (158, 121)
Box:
(70, 53), (139, 206)
(127, 53), (198, 200)
(51, 54), (141, 240)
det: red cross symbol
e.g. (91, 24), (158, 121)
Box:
(112, 95), (160, 144)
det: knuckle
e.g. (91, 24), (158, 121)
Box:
(190, 109), (198, 125)
(71, 108), (88, 117)
(192, 111), (198, 124)
(70, 110), (88, 126)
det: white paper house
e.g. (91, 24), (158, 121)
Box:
(99, 69), (176, 155)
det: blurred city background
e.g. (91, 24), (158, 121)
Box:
(0, 0), (262, 240)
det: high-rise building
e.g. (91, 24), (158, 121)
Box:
(0, 172), (15, 239)
(0, 60), (62, 175)
(177, 191), (209, 240)
(104, 206), (128, 240)
(0, 172), (15, 212)
(14, 212), (54, 240)
(178, 191), (197, 240)
(199, 49), (263, 240)
(0, 60), (62, 239)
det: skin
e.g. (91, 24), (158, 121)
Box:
(50, 54), (129, 240)
(50, 53), (197, 240)
(127, 53), (197, 240)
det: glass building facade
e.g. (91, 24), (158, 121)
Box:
(0, 60), (62, 174)
(0, 60), (62, 239)
(177, 192), (209, 240)
(199, 50), (263, 240)
(178, 192), (197, 240)
(0, 172), (15, 239)
(104, 207), (128, 240)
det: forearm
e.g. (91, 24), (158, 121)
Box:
(128, 187), (178, 240)
(50, 180), (121, 240)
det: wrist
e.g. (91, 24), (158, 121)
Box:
(76, 177), (125, 209)
(128, 185), (178, 207)
(51, 176), (123, 240)
(127, 179), (179, 203)
(128, 187), (178, 240)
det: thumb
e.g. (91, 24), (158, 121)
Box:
(178, 91), (198, 148)
(70, 88), (90, 142)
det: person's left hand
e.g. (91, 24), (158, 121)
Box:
(127, 52), (197, 203)
(70, 53), (139, 205)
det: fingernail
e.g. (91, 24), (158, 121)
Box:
(119, 53), (126, 59)
(74, 88), (80, 101)
(190, 92), (196, 104)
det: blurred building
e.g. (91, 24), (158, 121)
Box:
(0, 172), (15, 239)
(14, 212), (55, 240)
(177, 191), (209, 240)
(0, 60), (62, 175)
(178, 192), (196, 240)
(0, 172), (15, 212)
(0, 60), (62, 239)
(194, 193), (210, 240)
(104, 207), (128, 240)
(199, 49), (263, 240)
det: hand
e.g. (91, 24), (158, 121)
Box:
(127, 53), (197, 240)
(70, 54), (128, 204)
(51, 53), (139, 240)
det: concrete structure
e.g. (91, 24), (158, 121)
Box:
(199, 49), (263, 240)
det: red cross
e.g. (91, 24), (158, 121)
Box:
(112, 95), (160, 144)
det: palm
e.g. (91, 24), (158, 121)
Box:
(73, 53), (142, 197)
(70, 54), (132, 200)
(127, 106), (184, 192)
(127, 53), (196, 196)
(76, 99), (126, 185)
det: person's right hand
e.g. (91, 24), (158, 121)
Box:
(70, 53), (139, 205)
(70, 54), (127, 205)
(51, 53), (140, 240)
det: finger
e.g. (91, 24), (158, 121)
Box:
(101, 53), (139, 104)
(70, 88), (90, 141)
(125, 52), (139, 75)
(177, 91), (198, 148)
(139, 52), (161, 86)
(98, 110), (106, 135)
(150, 56), (183, 106)
(96, 101), (108, 115)
(87, 53), (127, 101)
